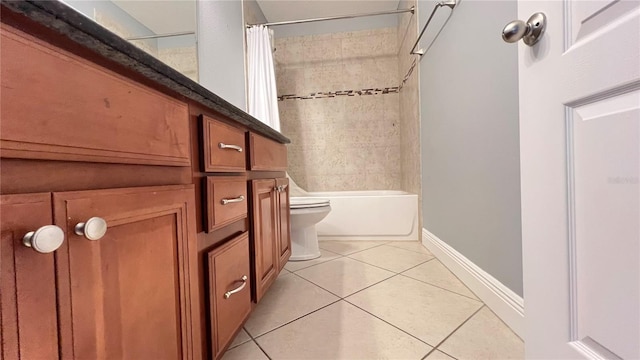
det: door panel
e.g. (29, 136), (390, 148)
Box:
(277, 178), (291, 270)
(570, 0), (639, 44)
(0, 193), (59, 360)
(518, 0), (639, 358)
(53, 185), (197, 360)
(251, 179), (278, 302)
(572, 91), (639, 359)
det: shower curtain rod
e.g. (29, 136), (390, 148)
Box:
(247, 6), (414, 27)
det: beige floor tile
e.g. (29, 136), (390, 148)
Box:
(438, 307), (524, 360)
(296, 257), (395, 297)
(318, 240), (389, 255)
(284, 249), (342, 272)
(346, 276), (482, 346)
(348, 245), (434, 273)
(221, 341), (268, 360)
(256, 301), (432, 359)
(402, 260), (478, 299)
(244, 273), (339, 337)
(424, 350), (456, 360)
(387, 241), (433, 255)
(228, 328), (251, 349)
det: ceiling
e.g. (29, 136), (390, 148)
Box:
(111, 0), (196, 34)
(256, 0), (402, 23)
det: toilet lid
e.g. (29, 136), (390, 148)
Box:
(290, 197), (330, 209)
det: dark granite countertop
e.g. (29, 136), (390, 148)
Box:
(1, 0), (290, 144)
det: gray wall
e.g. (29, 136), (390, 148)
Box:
(419, 0), (523, 296)
(197, 0), (247, 111)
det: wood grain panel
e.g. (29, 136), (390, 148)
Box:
(205, 176), (248, 232)
(249, 133), (287, 171)
(0, 159), (191, 195)
(0, 24), (190, 166)
(276, 178), (291, 270)
(52, 185), (199, 360)
(200, 115), (247, 172)
(0, 193), (58, 360)
(208, 232), (251, 359)
(250, 179), (278, 302)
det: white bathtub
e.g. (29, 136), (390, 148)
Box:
(307, 190), (419, 241)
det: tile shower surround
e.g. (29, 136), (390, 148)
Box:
(275, 28), (402, 191)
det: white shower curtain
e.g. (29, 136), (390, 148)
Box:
(246, 25), (281, 132)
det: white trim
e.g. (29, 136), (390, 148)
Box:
(422, 228), (525, 338)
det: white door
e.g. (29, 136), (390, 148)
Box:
(518, 0), (640, 358)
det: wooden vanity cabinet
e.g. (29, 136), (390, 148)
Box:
(1, 8), (290, 360)
(0, 186), (199, 360)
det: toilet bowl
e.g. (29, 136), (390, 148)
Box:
(287, 175), (332, 261)
(289, 197), (331, 261)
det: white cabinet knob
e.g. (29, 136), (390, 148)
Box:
(22, 225), (65, 253)
(74, 217), (108, 241)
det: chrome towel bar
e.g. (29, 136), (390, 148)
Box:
(410, 0), (457, 56)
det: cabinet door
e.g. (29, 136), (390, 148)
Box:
(1, 193), (59, 360)
(250, 179), (278, 302)
(53, 185), (198, 360)
(276, 178), (291, 270)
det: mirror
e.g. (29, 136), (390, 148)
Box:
(61, 0), (198, 82)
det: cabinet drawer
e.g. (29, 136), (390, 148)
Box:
(201, 115), (247, 172)
(208, 233), (251, 359)
(205, 176), (248, 232)
(249, 133), (287, 171)
(0, 25), (190, 166)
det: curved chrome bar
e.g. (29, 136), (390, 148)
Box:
(410, 0), (457, 56)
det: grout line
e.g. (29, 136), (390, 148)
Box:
(397, 273), (481, 302)
(319, 240), (392, 257)
(249, 299), (343, 340)
(243, 335), (273, 360)
(385, 242), (435, 256)
(399, 256), (437, 271)
(285, 252), (345, 273)
(421, 305), (485, 360)
(291, 268), (396, 300)
(346, 254), (434, 275)
(344, 297), (437, 349)
(422, 348), (460, 360)
(289, 271), (346, 299)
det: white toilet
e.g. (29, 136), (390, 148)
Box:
(288, 176), (331, 261)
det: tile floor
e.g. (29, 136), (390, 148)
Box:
(223, 241), (524, 360)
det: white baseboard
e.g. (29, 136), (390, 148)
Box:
(422, 228), (525, 338)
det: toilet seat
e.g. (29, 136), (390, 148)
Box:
(290, 197), (330, 209)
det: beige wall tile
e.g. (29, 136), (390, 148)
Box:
(277, 28), (403, 192)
